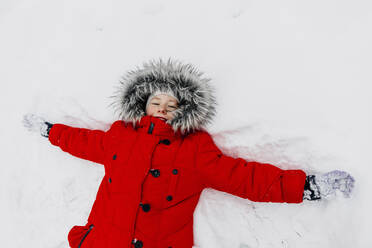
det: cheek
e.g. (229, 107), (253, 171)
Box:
(146, 106), (153, 115)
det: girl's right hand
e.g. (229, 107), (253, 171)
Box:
(23, 113), (53, 138)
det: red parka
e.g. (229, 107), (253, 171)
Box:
(48, 115), (306, 248)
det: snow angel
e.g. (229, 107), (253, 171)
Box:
(23, 58), (355, 248)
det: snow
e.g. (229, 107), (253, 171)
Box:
(1, 0), (371, 247)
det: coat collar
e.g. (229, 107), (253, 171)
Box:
(135, 115), (183, 140)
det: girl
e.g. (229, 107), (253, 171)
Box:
(23, 58), (354, 248)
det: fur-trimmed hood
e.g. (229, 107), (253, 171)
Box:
(110, 58), (217, 135)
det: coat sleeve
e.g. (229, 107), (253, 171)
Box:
(195, 131), (307, 203)
(48, 123), (108, 165)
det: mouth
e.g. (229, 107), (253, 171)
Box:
(155, 116), (167, 121)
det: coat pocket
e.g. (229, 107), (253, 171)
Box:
(78, 224), (94, 248)
(68, 224), (95, 248)
(160, 166), (203, 211)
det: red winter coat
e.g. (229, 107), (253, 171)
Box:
(48, 115), (306, 248)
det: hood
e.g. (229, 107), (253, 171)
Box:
(110, 58), (217, 135)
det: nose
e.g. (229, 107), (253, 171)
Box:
(157, 106), (167, 114)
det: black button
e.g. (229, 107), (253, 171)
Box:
(112, 154), (117, 160)
(172, 169), (178, 175)
(166, 195), (173, 201)
(133, 240), (143, 248)
(159, 139), (171, 145)
(140, 203), (151, 212)
(108, 177), (112, 183)
(150, 169), (160, 178)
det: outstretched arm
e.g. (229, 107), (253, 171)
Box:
(48, 123), (106, 165)
(195, 131), (306, 203)
(23, 113), (106, 165)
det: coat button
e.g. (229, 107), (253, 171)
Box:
(166, 195), (173, 201)
(140, 203), (151, 212)
(108, 177), (112, 183)
(112, 154), (117, 160)
(150, 169), (160, 178)
(159, 139), (171, 145)
(132, 239), (143, 248)
(172, 169), (178, 175)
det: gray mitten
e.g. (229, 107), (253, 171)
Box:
(303, 170), (355, 200)
(23, 113), (54, 138)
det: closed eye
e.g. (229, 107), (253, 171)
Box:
(152, 103), (177, 108)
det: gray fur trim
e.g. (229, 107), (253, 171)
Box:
(109, 58), (218, 135)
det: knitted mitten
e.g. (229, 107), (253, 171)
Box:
(303, 170), (355, 201)
(23, 113), (54, 138)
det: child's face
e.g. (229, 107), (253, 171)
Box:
(145, 94), (179, 121)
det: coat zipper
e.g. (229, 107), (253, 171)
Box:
(147, 122), (154, 134)
(129, 127), (159, 246)
(78, 224), (94, 248)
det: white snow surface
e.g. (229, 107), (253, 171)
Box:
(1, 0), (371, 247)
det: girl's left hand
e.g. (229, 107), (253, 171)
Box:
(304, 170), (355, 200)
